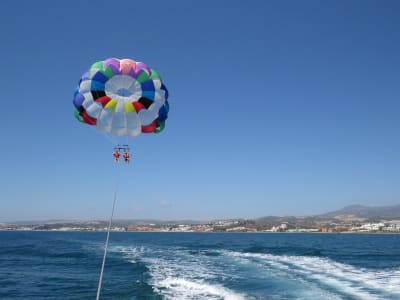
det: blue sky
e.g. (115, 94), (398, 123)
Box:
(0, 0), (399, 222)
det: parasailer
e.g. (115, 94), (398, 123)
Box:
(123, 151), (130, 163)
(112, 145), (130, 164)
(73, 57), (169, 162)
(113, 149), (120, 163)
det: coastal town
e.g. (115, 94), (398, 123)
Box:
(2, 215), (400, 233)
(3, 204), (400, 233)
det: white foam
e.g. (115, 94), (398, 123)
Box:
(110, 245), (144, 263)
(222, 250), (400, 299)
(106, 244), (400, 299)
(142, 248), (249, 299)
(154, 277), (246, 300)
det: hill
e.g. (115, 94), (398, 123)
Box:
(319, 204), (400, 219)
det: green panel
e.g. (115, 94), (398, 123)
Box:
(155, 121), (165, 133)
(149, 69), (161, 80)
(74, 108), (84, 122)
(136, 70), (150, 83)
(91, 61), (104, 71)
(101, 66), (114, 78)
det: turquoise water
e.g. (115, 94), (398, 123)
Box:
(1, 231), (400, 299)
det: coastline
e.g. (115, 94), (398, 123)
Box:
(1, 229), (399, 234)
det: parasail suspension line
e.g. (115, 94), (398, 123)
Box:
(96, 170), (120, 300)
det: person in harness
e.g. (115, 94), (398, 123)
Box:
(113, 149), (121, 163)
(123, 151), (130, 163)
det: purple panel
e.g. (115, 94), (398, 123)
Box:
(103, 58), (121, 74)
(73, 93), (85, 108)
(79, 71), (90, 85)
(136, 62), (151, 74)
(129, 69), (138, 78)
(104, 58), (119, 68)
(110, 64), (121, 75)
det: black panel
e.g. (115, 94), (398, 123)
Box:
(91, 90), (106, 100)
(138, 97), (153, 109)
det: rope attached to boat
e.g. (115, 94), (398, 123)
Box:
(96, 171), (120, 300)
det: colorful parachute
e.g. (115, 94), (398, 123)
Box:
(73, 58), (169, 136)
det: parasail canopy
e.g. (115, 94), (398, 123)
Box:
(73, 58), (169, 136)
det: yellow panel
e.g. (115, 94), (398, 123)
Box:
(125, 102), (136, 113)
(105, 99), (118, 112)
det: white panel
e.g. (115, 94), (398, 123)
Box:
(86, 102), (103, 119)
(127, 80), (142, 101)
(82, 92), (94, 103)
(105, 80), (118, 94)
(138, 108), (158, 125)
(154, 90), (166, 105)
(105, 75), (142, 102)
(152, 79), (162, 89)
(148, 102), (161, 114)
(111, 127), (126, 136)
(96, 108), (113, 133)
(126, 112), (142, 136)
(128, 128), (141, 136)
(115, 100), (126, 113)
(82, 97), (94, 109)
(111, 112), (127, 136)
(89, 68), (100, 78)
(79, 80), (92, 93)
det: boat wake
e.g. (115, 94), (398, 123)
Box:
(111, 245), (400, 299)
(223, 250), (400, 300)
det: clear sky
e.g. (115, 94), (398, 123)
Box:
(0, 0), (399, 222)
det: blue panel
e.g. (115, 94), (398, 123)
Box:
(92, 71), (109, 83)
(141, 80), (155, 91)
(91, 80), (105, 91)
(161, 84), (169, 99)
(158, 105), (168, 121)
(142, 90), (155, 100)
(73, 86), (79, 97)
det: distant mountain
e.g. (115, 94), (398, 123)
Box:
(7, 218), (206, 226)
(320, 204), (400, 219)
(5, 205), (400, 226)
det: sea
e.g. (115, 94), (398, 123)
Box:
(0, 231), (399, 300)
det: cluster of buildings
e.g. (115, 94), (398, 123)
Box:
(311, 221), (400, 233)
(354, 221), (400, 232)
(2, 219), (400, 233)
(126, 223), (214, 232)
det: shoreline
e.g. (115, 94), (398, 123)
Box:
(1, 229), (399, 234)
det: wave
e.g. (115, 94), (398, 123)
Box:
(112, 245), (248, 299)
(110, 243), (400, 299)
(153, 277), (246, 300)
(109, 245), (145, 263)
(222, 250), (400, 299)
(143, 253), (241, 299)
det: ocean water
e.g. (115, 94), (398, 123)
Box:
(0, 232), (399, 299)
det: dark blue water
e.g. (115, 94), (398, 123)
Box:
(1, 232), (399, 299)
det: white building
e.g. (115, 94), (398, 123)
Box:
(359, 223), (385, 231)
(383, 221), (400, 232)
(269, 223), (288, 232)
